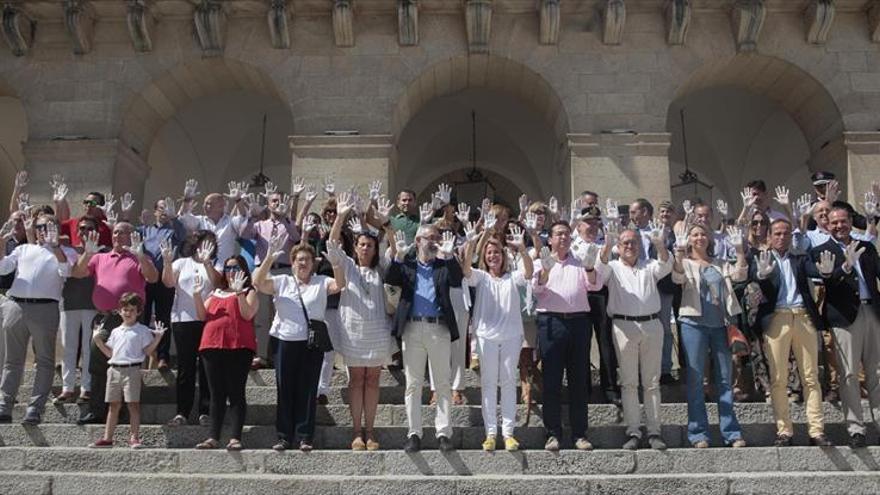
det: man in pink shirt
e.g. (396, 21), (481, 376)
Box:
(533, 221), (600, 451)
(71, 222), (158, 424)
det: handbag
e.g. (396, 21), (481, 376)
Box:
(296, 281), (333, 352)
(727, 323), (750, 357)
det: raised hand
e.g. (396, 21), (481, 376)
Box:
(192, 273), (205, 293)
(83, 230), (100, 254)
(105, 208), (118, 227)
(196, 240), (215, 264)
(324, 239), (346, 266)
(843, 241), (866, 272)
(507, 224), (525, 251)
(125, 231), (144, 257)
(230, 270), (247, 292)
(304, 184), (318, 203)
(17, 193), (29, 213)
(524, 211), (538, 232)
(369, 180), (382, 202)
(518, 194), (529, 215)
(605, 198), (619, 220)
(152, 321), (168, 336)
(50, 175), (68, 202)
(604, 219), (620, 246)
(740, 187), (755, 210)
(394, 230), (412, 261)
(121, 192), (135, 213)
(795, 193), (813, 218)
(726, 225), (744, 250)
(464, 221), (480, 243)
(44, 222), (59, 247)
(816, 250), (835, 276)
(375, 196), (393, 223)
(673, 223), (688, 251)
(347, 216), (363, 234)
(548, 196), (559, 216)
(291, 177), (305, 196)
(539, 246), (555, 272)
(435, 183), (452, 206)
(456, 203), (470, 224)
(261, 181), (278, 199)
(183, 179), (200, 200)
(865, 191), (879, 218)
(14, 170), (28, 190)
(826, 180), (840, 203)
(682, 199), (694, 217)
(225, 181), (244, 202)
(716, 199), (729, 218)
(419, 202), (434, 225)
(103, 193), (117, 214)
(484, 210), (497, 231)
(268, 230), (289, 259)
(336, 192), (354, 216)
(774, 186), (790, 206)
(480, 198), (492, 219)
(323, 176), (336, 196)
(0, 218), (15, 241)
(438, 231), (455, 256)
(756, 250), (775, 279)
(581, 243), (599, 269)
(302, 215), (317, 234)
(648, 219), (665, 246)
(159, 239), (174, 262)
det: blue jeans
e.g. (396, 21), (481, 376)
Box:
(679, 322), (742, 445)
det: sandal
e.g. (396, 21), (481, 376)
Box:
(351, 436), (366, 451)
(195, 438), (220, 450)
(226, 439), (243, 451)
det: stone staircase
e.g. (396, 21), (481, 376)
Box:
(0, 368), (879, 494)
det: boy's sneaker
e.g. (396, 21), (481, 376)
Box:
(89, 438), (113, 449)
(129, 437), (144, 449)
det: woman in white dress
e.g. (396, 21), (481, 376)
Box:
(330, 193), (394, 451)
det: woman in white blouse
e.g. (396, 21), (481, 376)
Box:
(461, 223), (533, 452)
(330, 194), (394, 451)
(253, 237), (346, 452)
(160, 230), (222, 427)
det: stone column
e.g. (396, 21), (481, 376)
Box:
(844, 132), (880, 204)
(568, 133), (672, 207)
(289, 134), (393, 210)
(22, 139), (148, 210)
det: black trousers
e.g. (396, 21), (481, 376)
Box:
(202, 348), (253, 440)
(588, 291), (618, 397)
(172, 321), (210, 417)
(141, 282), (174, 361)
(274, 339), (323, 444)
(87, 312), (122, 421)
(537, 313), (591, 441)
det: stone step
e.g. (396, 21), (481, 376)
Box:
(5, 401), (862, 428)
(0, 423), (874, 450)
(0, 446), (879, 477)
(2, 470), (880, 495)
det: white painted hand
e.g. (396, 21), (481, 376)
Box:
(757, 250), (775, 279)
(815, 250), (835, 276)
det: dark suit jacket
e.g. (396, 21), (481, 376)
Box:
(385, 254), (463, 341)
(748, 249), (825, 332)
(810, 238), (880, 328)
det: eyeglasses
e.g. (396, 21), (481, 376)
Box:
(224, 265), (242, 273)
(82, 200), (98, 207)
(78, 225), (95, 232)
(751, 220), (766, 226)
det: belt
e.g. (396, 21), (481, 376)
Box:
(612, 313), (659, 322)
(775, 307), (807, 314)
(862, 299), (873, 304)
(538, 311), (590, 319)
(109, 362), (143, 368)
(10, 297), (56, 304)
(408, 316), (445, 324)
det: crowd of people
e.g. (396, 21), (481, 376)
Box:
(0, 168), (878, 452)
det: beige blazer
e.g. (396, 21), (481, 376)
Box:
(673, 257), (747, 319)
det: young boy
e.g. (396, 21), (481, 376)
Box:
(89, 292), (166, 449)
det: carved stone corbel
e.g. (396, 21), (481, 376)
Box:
(730, 0), (765, 52)
(538, 0), (560, 45)
(1, 4), (35, 56)
(804, 0), (834, 44)
(602, 0), (625, 45)
(63, 0), (95, 55)
(126, 0), (155, 52)
(665, 0), (690, 45)
(465, 0), (492, 53)
(868, 1), (880, 42)
(267, 0), (290, 49)
(398, 0), (417, 46)
(193, 0), (226, 54)
(332, 0), (354, 47)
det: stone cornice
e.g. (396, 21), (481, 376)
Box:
(568, 132), (671, 156)
(844, 131), (880, 155)
(289, 134), (393, 159)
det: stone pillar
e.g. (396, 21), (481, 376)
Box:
(568, 133), (671, 207)
(289, 134), (393, 210)
(844, 132), (880, 204)
(23, 138), (148, 211)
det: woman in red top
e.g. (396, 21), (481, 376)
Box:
(192, 255), (259, 450)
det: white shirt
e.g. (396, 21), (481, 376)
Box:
(180, 213), (247, 269)
(771, 251), (804, 308)
(596, 256), (673, 317)
(171, 257), (214, 323)
(465, 269), (527, 342)
(106, 322), (154, 365)
(0, 243), (76, 301)
(269, 274), (332, 342)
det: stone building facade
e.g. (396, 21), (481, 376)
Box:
(1, 0), (880, 212)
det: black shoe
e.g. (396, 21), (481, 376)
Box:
(774, 434), (793, 447)
(605, 392), (622, 407)
(317, 395), (328, 406)
(825, 389), (840, 404)
(660, 373), (677, 385)
(810, 435), (832, 447)
(21, 411), (40, 426)
(404, 434), (421, 453)
(438, 435), (454, 453)
(850, 433), (867, 449)
(0, 415), (11, 423)
(622, 435), (640, 450)
(272, 439), (291, 452)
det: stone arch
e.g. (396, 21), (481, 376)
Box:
(667, 53), (846, 206)
(391, 55), (571, 205)
(119, 58), (287, 157)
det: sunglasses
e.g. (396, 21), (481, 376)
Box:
(751, 220), (766, 226)
(83, 200), (99, 207)
(78, 225), (95, 232)
(224, 265), (242, 273)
